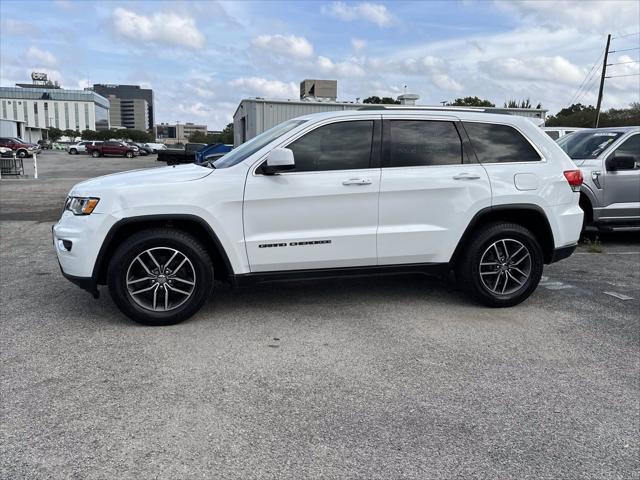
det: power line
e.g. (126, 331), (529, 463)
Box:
(565, 49), (604, 107)
(606, 60), (639, 66)
(612, 32), (640, 39)
(605, 73), (640, 78)
(573, 70), (601, 105)
(610, 47), (640, 53)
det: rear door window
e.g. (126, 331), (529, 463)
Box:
(464, 122), (541, 163)
(385, 120), (463, 167)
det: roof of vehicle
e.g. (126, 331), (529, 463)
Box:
(293, 108), (541, 127)
(564, 126), (639, 133)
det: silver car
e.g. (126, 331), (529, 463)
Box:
(558, 126), (640, 231)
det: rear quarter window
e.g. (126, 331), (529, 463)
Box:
(464, 122), (541, 163)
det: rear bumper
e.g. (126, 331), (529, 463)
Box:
(549, 243), (577, 264)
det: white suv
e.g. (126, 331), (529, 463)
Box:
(53, 109), (584, 325)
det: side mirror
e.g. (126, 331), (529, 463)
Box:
(263, 148), (295, 175)
(606, 154), (637, 171)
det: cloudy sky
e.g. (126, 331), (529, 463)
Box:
(1, 0), (638, 129)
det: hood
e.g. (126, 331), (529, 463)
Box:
(71, 164), (213, 194)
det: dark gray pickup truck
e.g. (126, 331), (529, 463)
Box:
(156, 143), (206, 165)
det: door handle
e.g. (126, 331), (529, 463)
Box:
(342, 178), (372, 185)
(452, 173), (481, 180)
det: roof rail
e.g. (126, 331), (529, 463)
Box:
(357, 105), (488, 112)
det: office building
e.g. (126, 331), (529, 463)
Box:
(0, 79), (110, 142)
(91, 84), (154, 131)
(156, 122), (207, 144)
(107, 96), (149, 131)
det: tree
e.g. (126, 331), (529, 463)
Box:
(63, 129), (78, 139)
(81, 129), (99, 140)
(220, 123), (234, 144)
(448, 96), (495, 107)
(47, 127), (63, 142)
(362, 96), (400, 105)
(503, 98), (542, 109)
(545, 104), (597, 127)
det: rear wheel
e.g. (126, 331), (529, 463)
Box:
(69, 148), (77, 155)
(125, 151), (134, 158)
(107, 229), (213, 325)
(456, 222), (543, 307)
(17, 149), (27, 158)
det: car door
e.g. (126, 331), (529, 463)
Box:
(603, 133), (640, 219)
(377, 115), (491, 265)
(243, 117), (382, 272)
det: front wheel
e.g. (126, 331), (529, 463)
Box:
(69, 148), (77, 155)
(456, 222), (544, 307)
(107, 229), (214, 325)
(125, 151), (134, 158)
(17, 149), (27, 158)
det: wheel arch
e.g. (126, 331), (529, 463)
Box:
(93, 214), (234, 285)
(451, 204), (555, 265)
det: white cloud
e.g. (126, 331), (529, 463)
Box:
(76, 78), (90, 90)
(26, 46), (57, 67)
(324, 2), (393, 27)
(111, 8), (205, 49)
(482, 56), (584, 85)
(496, 0), (640, 32)
(178, 102), (210, 117)
(251, 34), (314, 59)
(351, 38), (367, 51)
(229, 77), (298, 98)
(316, 56), (366, 77)
(431, 74), (464, 92)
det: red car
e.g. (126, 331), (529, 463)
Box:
(0, 137), (40, 158)
(86, 141), (137, 158)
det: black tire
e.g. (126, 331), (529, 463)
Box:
(69, 148), (77, 155)
(125, 151), (134, 158)
(107, 228), (213, 326)
(455, 222), (544, 307)
(91, 150), (101, 158)
(17, 149), (27, 158)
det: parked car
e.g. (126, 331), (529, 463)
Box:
(134, 143), (153, 155)
(541, 127), (585, 140)
(53, 109), (583, 326)
(557, 126), (640, 231)
(38, 139), (52, 149)
(0, 146), (12, 157)
(0, 137), (39, 157)
(68, 141), (103, 155)
(125, 142), (141, 155)
(157, 143), (206, 165)
(86, 141), (137, 158)
(194, 143), (233, 164)
(144, 143), (168, 153)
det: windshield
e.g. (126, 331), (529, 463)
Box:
(211, 119), (307, 169)
(557, 131), (624, 159)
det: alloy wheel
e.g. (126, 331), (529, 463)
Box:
(479, 238), (532, 295)
(125, 247), (196, 311)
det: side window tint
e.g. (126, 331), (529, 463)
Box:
(615, 135), (640, 162)
(387, 120), (462, 167)
(464, 122), (541, 163)
(287, 121), (373, 172)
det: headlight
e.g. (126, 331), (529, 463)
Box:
(65, 196), (100, 215)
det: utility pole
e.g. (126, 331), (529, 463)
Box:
(594, 34), (611, 128)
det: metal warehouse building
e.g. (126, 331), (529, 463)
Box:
(233, 98), (548, 146)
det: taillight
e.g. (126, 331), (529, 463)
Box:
(563, 170), (583, 192)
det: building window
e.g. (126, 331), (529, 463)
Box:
(74, 103), (79, 131)
(23, 101), (28, 123)
(1, 100), (6, 119)
(13, 101), (18, 120)
(64, 103), (69, 129)
(34, 102), (39, 127)
(84, 103), (89, 130)
(44, 102), (49, 127)
(54, 103), (59, 127)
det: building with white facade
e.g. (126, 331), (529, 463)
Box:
(0, 86), (110, 142)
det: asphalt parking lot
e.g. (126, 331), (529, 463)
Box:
(1, 151), (639, 479)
